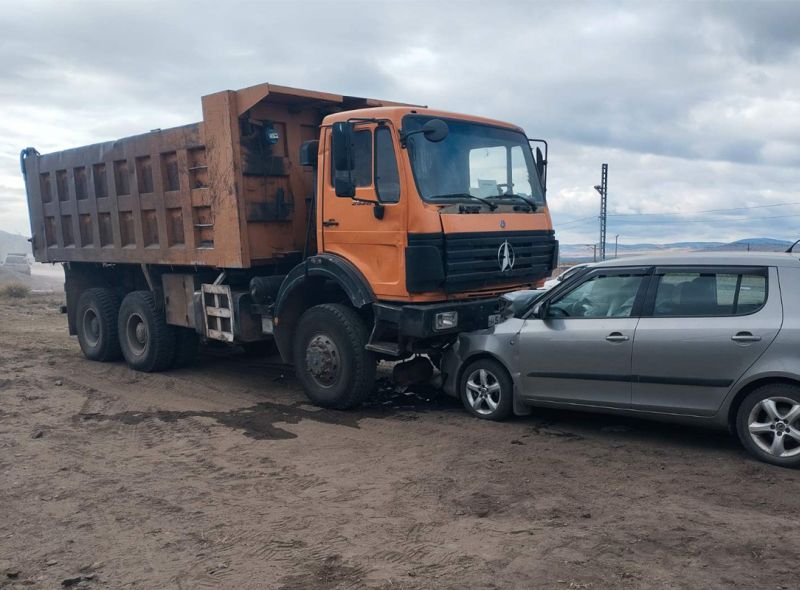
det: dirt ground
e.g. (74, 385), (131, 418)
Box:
(2, 294), (799, 590)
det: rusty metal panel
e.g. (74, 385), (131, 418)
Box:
(162, 273), (198, 328)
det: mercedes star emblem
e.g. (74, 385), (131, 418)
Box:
(498, 240), (515, 272)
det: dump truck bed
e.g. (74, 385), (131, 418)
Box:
(22, 83), (411, 268)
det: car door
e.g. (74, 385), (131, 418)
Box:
(631, 266), (781, 416)
(517, 266), (651, 408)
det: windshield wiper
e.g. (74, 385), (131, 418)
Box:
(491, 193), (538, 211)
(430, 193), (498, 211)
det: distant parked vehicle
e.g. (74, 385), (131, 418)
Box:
(0, 253), (31, 275)
(543, 263), (589, 289)
(443, 252), (800, 467)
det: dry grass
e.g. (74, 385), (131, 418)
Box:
(0, 282), (31, 298)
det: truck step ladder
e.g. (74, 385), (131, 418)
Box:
(201, 283), (234, 342)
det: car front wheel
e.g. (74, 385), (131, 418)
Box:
(459, 358), (513, 421)
(736, 384), (800, 468)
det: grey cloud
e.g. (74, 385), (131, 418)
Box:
(1, 0), (799, 243)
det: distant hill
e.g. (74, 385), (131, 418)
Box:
(560, 237), (793, 262)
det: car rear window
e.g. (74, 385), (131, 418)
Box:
(652, 269), (767, 317)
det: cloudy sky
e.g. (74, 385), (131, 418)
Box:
(2, 0), (799, 247)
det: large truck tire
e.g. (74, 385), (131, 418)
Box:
(76, 288), (122, 362)
(118, 291), (176, 372)
(171, 327), (199, 368)
(293, 303), (376, 410)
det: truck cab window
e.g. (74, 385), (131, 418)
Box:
(333, 129), (372, 189)
(375, 127), (400, 203)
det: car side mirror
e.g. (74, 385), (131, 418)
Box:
(331, 122), (355, 171)
(530, 301), (548, 319)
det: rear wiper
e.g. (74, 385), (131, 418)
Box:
(430, 193), (498, 211)
(492, 193), (538, 211)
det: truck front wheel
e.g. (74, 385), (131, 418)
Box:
(293, 303), (376, 409)
(76, 288), (122, 362)
(118, 291), (176, 372)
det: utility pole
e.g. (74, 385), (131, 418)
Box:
(615, 234), (619, 258)
(594, 164), (608, 260)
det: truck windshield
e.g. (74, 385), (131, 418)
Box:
(404, 115), (545, 207)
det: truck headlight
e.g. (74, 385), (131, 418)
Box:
(434, 311), (458, 331)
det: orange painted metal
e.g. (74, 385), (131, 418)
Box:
(317, 107), (554, 302)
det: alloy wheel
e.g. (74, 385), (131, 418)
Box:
(747, 397), (800, 458)
(465, 368), (502, 415)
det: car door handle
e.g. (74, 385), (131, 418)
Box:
(322, 219), (339, 227)
(731, 331), (761, 343)
(606, 332), (629, 342)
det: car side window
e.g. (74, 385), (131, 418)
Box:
(652, 269), (767, 317)
(548, 273), (645, 318)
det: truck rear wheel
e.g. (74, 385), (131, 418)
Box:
(76, 288), (122, 362)
(118, 291), (176, 372)
(293, 303), (376, 410)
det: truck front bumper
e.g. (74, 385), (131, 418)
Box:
(372, 297), (502, 340)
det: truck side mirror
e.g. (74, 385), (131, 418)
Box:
(535, 147), (545, 182)
(331, 122), (355, 171)
(422, 119), (448, 142)
(299, 140), (319, 167)
(400, 118), (449, 147)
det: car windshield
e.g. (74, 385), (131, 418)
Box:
(404, 115), (545, 207)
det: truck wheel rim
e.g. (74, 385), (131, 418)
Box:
(305, 334), (340, 388)
(747, 396), (800, 458)
(126, 313), (148, 356)
(82, 308), (101, 347)
(465, 369), (501, 415)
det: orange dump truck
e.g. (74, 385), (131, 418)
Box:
(21, 83), (557, 408)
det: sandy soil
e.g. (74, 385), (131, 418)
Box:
(1, 294), (799, 589)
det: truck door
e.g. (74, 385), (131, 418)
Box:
(321, 123), (406, 299)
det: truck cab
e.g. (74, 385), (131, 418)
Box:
(272, 106), (556, 405)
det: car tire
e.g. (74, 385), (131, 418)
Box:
(736, 383), (800, 468)
(459, 358), (514, 421)
(293, 303), (376, 410)
(118, 291), (176, 372)
(76, 288), (122, 362)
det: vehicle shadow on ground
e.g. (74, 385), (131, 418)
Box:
(515, 406), (739, 455)
(85, 347), (740, 456)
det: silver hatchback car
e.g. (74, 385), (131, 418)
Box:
(442, 252), (800, 467)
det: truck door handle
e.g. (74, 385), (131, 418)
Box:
(731, 331), (761, 343)
(322, 219), (339, 227)
(605, 332), (629, 342)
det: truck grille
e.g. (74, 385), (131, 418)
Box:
(443, 230), (557, 292)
